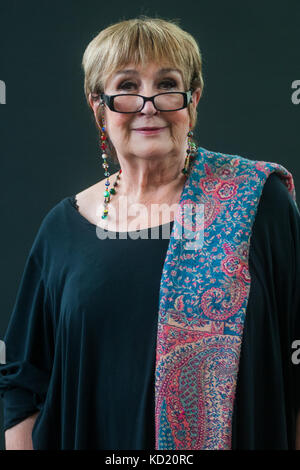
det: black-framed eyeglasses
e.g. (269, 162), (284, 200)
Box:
(99, 90), (193, 113)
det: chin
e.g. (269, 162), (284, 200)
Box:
(135, 141), (171, 155)
(136, 147), (170, 159)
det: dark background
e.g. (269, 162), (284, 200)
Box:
(0, 0), (299, 450)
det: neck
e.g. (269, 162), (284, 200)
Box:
(116, 155), (187, 204)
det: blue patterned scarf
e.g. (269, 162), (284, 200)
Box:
(155, 146), (297, 449)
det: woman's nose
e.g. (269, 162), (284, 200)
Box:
(141, 98), (158, 114)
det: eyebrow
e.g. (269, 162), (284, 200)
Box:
(113, 68), (182, 77)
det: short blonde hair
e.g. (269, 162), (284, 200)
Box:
(82, 16), (205, 163)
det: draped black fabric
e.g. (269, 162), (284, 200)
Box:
(0, 172), (299, 449)
(232, 172), (300, 449)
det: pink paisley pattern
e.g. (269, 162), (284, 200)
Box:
(155, 146), (298, 449)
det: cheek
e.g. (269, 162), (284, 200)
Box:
(170, 110), (189, 127)
(106, 115), (132, 141)
(169, 114), (189, 140)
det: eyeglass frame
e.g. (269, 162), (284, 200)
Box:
(99, 89), (194, 113)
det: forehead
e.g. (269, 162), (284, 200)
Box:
(109, 63), (183, 80)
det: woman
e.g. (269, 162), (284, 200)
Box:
(1, 17), (300, 450)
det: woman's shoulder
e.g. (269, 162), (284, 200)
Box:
(252, 172), (300, 254)
(43, 176), (109, 226)
(27, 179), (109, 258)
(259, 171), (299, 215)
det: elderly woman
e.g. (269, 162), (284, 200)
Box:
(1, 17), (300, 451)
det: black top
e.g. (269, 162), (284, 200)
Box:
(0, 172), (300, 449)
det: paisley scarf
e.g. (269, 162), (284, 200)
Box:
(155, 146), (297, 449)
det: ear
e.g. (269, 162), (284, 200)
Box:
(191, 87), (202, 108)
(88, 93), (102, 128)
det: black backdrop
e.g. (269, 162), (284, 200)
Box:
(0, 0), (299, 450)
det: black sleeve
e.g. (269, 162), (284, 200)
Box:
(0, 247), (54, 432)
(253, 171), (300, 412)
(232, 171), (300, 449)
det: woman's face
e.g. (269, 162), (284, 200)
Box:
(90, 62), (201, 161)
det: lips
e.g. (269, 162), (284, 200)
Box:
(134, 127), (163, 130)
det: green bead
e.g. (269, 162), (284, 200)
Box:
(110, 188), (116, 195)
(104, 190), (110, 197)
(182, 168), (188, 174)
(102, 214), (107, 219)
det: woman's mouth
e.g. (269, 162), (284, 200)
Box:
(132, 127), (166, 135)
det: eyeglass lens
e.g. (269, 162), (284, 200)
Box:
(113, 93), (184, 112)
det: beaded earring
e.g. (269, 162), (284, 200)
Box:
(99, 98), (122, 220)
(181, 126), (197, 175)
(99, 99), (197, 220)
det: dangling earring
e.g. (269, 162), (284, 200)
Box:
(181, 125), (197, 176)
(99, 98), (122, 220)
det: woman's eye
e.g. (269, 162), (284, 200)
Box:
(159, 80), (177, 89)
(117, 79), (177, 91)
(117, 79), (177, 92)
(118, 81), (136, 91)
